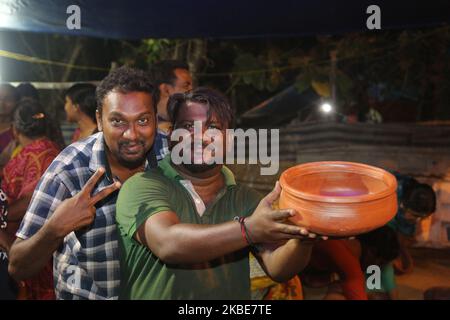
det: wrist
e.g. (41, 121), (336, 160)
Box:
(242, 215), (259, 244)
(44, 218), (66, 241)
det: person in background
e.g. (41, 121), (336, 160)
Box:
(64, 83), (98, 142)
(301, 239), (368, 300)
(358, 226), (400, 300)
(250, 252), (304, 300)
(10, 83), (40, 161)
(388, 173), (436, 274)
(0, 84), (19, 172)
(16, 83), (40, 102)
(301, 226), (400, 300)
(0, 99), (61, 299)
(8, 66), (164, 300)
(0, 189), (16, 299)
(149, 60), (193, 137)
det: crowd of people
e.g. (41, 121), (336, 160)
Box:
(0, 60), (438, 300)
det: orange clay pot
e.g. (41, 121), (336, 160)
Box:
(279, 161), (398, 237)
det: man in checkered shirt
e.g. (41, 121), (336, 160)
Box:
(8, 66), (168, 299)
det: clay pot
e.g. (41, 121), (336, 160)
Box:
(279, 161), (398, 237)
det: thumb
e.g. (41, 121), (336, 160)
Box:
(263, 181), (282, 205)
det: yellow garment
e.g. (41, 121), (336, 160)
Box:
(11, 145), (22, 158)
(250, 253), (304, 300)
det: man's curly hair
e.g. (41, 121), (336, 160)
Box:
(96, 66), (157, 114)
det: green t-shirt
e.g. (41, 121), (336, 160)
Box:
(116, 156), (262, 300)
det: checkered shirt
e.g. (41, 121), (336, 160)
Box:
(16, 132), (165, 299)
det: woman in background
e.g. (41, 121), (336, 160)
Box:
(64, 83), (98, 142)
(0, 99), (61, 299)
(0, 84), (19, 173)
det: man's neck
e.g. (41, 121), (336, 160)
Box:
(105, 150), (145, 183)
(173, 163), (225, 205)
(77, 115), (97, 139)
(156, 98), (170, 122)
(20, 135), (45, 147)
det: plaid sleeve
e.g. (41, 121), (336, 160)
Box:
(16, 172), (71, 240)
(154, 130), (169, 161)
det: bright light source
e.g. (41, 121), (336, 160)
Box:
(320, 102), (333, 114)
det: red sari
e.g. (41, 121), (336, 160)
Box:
(1, 138), (60, 300)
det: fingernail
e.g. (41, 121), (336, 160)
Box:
(98, 167), (105, 173)
(309, 233), (316, 238)
(322, 236), (329, 240)
(300, 228), (308, 235)
(115, 182), (121, 188)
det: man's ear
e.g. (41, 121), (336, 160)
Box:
(96, 110), (103, 131)
(159, 83), (171, 98)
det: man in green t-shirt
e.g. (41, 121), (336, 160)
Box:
(116, 87), (321, 299)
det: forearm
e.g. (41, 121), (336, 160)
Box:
(148, 220), (247, 264)
(259, 239), (313, 282)
(8, 222), (63, 281)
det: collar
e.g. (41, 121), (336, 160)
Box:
(158, 155), (236, 187)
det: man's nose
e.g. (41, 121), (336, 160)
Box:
(123, 124), (138, 140)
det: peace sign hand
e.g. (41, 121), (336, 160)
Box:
(46, 168), (121, 239)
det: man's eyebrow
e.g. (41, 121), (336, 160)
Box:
(108, 112), (123, 117)
(108, 111), (153, 118)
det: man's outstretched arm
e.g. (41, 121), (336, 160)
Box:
(134, 183), (314, 265)
(8, 225), (64, 280)
(9, 168), (120, 280)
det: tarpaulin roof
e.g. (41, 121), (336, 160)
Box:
(239, 85), (321, 127)
(0, 0), (449, 40)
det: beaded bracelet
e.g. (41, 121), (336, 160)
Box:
(234, 216), (260, 252)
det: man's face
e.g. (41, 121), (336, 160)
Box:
(0, 86), (17, 117)
(97, 91), (156, 169)
(64, 96), (77, 122)
(170, 102), (227, 174)
(167, 68), (193, 95)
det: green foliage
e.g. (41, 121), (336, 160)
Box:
(232, 52), (281, 92)
(115, 26), (450, 120)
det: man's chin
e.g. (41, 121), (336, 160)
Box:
(182, 163), (219, 174)
(117, 153), (147, 169)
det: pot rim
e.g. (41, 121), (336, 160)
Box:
(279, 161), (398, 204)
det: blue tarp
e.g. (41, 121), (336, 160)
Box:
(0, 0), (449, 39)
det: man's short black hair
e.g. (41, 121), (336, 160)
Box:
(149, 60), (189, 87)
(96, 66), (157, 115)
(65, 83), (97, 122)
(167, 87), (235, 129)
